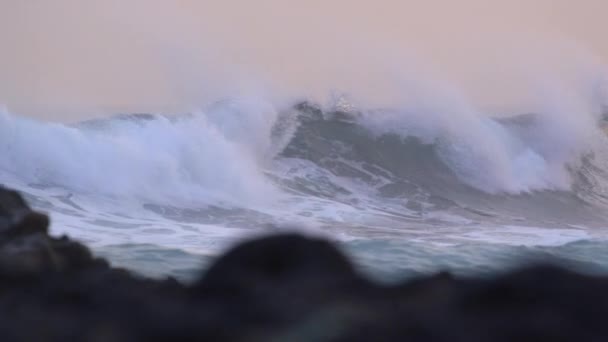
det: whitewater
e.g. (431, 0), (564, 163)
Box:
(2, 81), (608, 282)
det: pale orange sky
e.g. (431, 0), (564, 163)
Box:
(1, 0), (607, 120)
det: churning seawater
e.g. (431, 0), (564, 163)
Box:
(2, 93), (608, 282)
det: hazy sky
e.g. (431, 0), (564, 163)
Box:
(1, 0), (607, 120)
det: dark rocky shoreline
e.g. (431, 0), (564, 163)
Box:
(1, 186), (607, 341)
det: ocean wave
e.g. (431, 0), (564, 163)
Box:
(1, 95), (608, 223)
(0, 101), (277, 206)
(278, 100), (608, 197)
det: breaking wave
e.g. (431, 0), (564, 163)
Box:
(2, 88), (608, 228)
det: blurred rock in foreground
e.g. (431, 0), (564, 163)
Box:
(0, 185), (607, 341)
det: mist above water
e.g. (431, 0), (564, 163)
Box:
(1, 0), (608, 120)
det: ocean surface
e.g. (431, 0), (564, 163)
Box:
(2, 97), (608, 282)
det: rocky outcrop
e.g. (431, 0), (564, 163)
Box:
(0, 185), (607, 341)
(0, 187), (106, 276)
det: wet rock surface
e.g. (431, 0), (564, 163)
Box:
(0, 185), (607, 341)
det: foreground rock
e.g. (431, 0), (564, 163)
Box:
(0, 186), (607, 341)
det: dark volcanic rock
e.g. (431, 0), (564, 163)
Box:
(0, 185), (607, 341)
(0, 186), (110, 277)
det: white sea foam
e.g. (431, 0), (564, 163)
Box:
(0, 100), (279, 206)
(358, 69), (608, 194)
